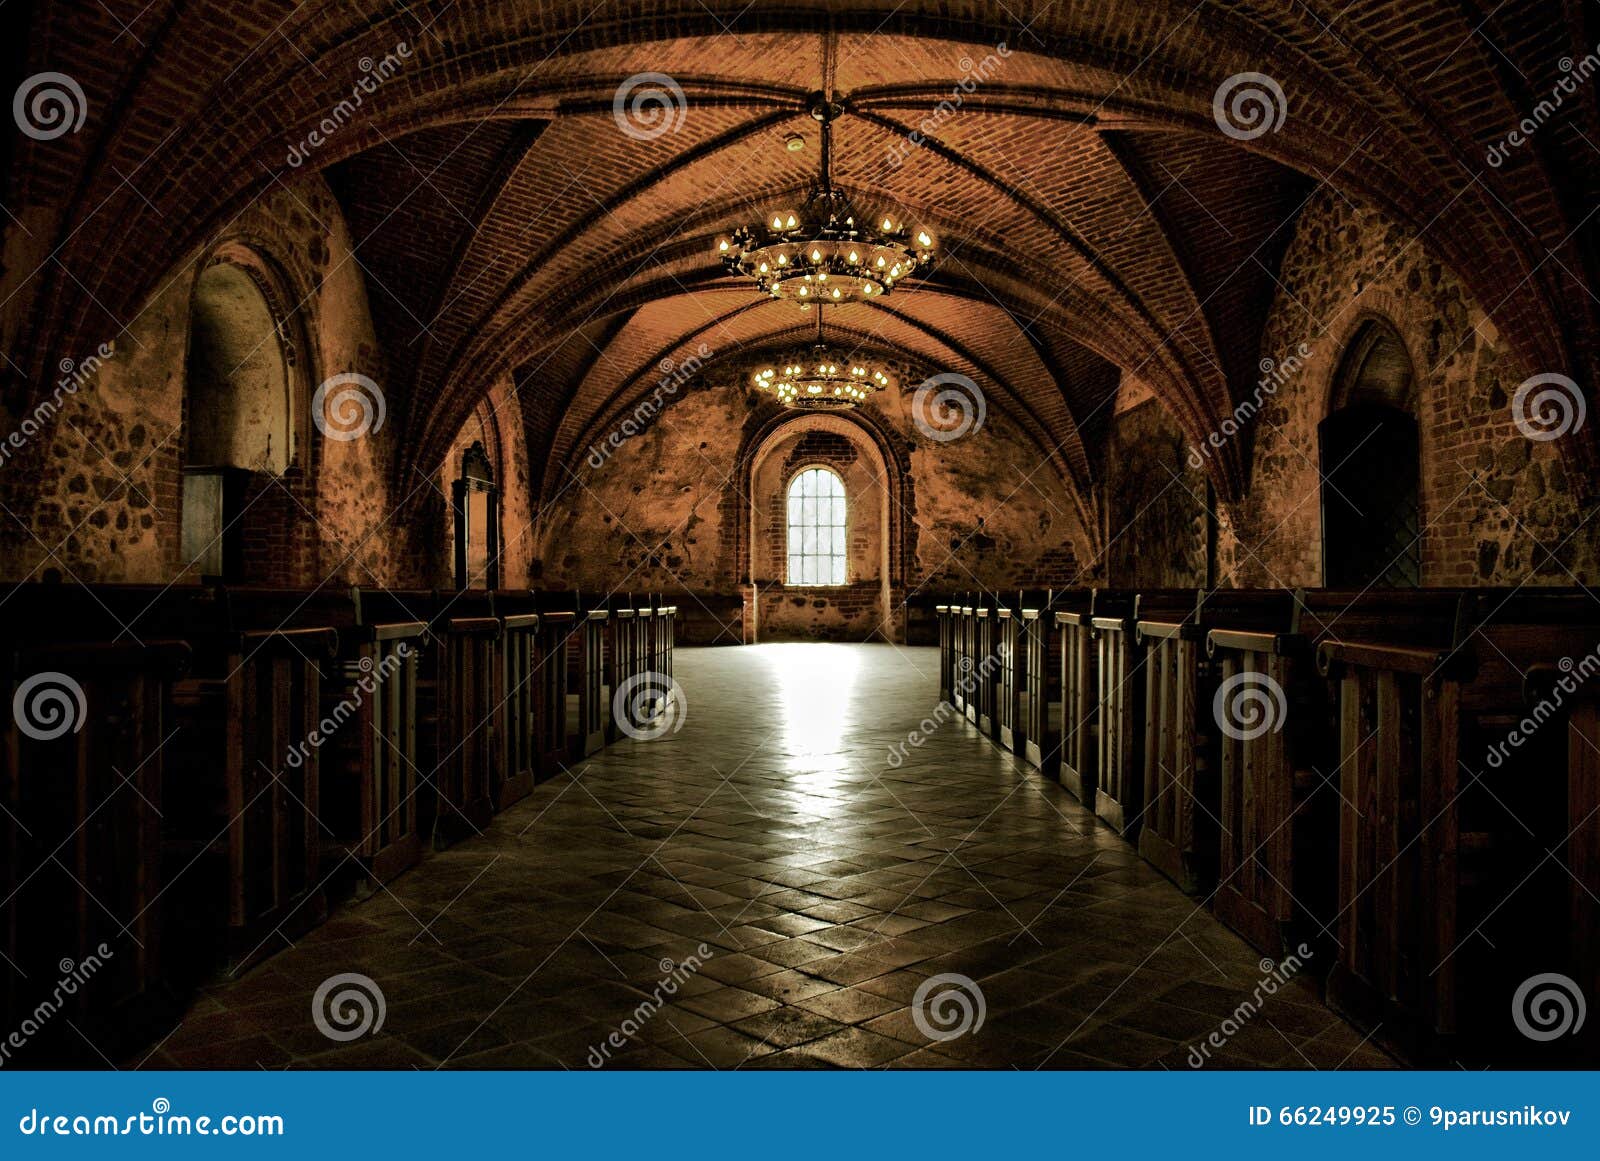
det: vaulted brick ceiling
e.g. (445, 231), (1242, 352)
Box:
(14, 1), (1598, 504)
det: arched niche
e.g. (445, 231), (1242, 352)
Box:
(179, 244), (308, 579)
(1319, 318), (1420, 588)
(183, 258), (297, 474)
(454, 440), (500, 589)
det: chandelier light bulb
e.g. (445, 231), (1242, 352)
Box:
(718, 95), (933, 306)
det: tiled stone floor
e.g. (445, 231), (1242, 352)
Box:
(146, 643), (1390, 1070)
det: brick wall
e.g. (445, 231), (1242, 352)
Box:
(543, 350), (1089, 638)
(1217, 190), (1599, 588)
(1104, 391), (1209, 588)
(0, 171), (428, 589)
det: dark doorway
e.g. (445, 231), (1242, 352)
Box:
(1319, 403), (1420, 587)
(1319, 319), (1420, 588)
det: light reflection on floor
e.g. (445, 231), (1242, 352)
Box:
(759, 642), (862, 772)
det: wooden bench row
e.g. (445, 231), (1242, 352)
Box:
(0, 582), (676, 1060)
(936, 588), (1600, 1061)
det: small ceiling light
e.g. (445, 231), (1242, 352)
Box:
(746, 304), (894, 410)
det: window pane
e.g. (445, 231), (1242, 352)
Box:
(787, 468), (848, 586)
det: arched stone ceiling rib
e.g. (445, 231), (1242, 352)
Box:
(11, 1), (1599, 500)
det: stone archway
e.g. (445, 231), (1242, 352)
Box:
(742, 410), (905, 642)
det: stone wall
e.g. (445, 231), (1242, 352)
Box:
(542, 352), (1088, 639)
(11, 179), (1590, 607)
(1218, 190), (1598, 587)
(1104, 385), (1210, 589)
(0, 173), (429, 588)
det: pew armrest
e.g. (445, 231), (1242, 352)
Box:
(1207, 628), (1308, 657)
(1317, 638), (1476, 679)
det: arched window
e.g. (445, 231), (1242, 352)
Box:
(787, 467), (847, 586)
(1320, 320), (1420, 588)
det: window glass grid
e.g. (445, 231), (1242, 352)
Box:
(786, 468), (847, 586)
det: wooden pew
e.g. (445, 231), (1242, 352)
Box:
(953, 603), (973, 717)
(539, 608), (576, 770)
(994, 595), (1022, 753)
(338, 618), (427, 881)
(609, 602), (640, 744)
(173, 602), (337, 968)
(334, 587), (430, 877)
(226, 586), (427, 889)
(176, 591), (425, 901)
(1136, 589), (1295, 894)
(1317, 589), (1600, 1058)
(1053, 590), (1099, 802)
(656, 604), (677, 693)
(498, 591), (575, 775)
(1020, 591), (1067, 771)
(2, 636), (189, 1058)
(935, 605), (954, 706)
(537, 590), (612, 759)
(576, 607), (610, 757)
(1207, 589), (1464, 957)
(495, 598), (539, 805)
(972, 600), (997, 734)
(635, 598), (656, 684)
(1088, 590), (1145, 835)
(432, 590), (501, 846)
(0, 583), (348, 975)
(1550, 675), (1600, 1060)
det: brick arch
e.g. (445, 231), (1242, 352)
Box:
(736, 408), (913, 592)
(550, 306), (1078, 503)
(430, 181), (1207, 498)
(177, 235), (328, 584)
(14, 1), (1600, 499)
